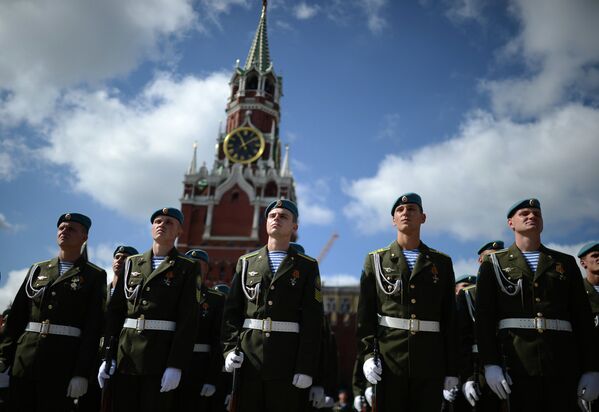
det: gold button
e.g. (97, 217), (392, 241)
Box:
(537, 312), (543, 317)
(534, 282), (539, 287)
(410, 284), (415, 289)
(538, 329), (544, 334)
(48, 304), (53, 309)
(411, 298), (416, 304)
(270, 285), (275, 290)
(146, 287), (151, 291)
(265, 332), (270, 337)
(268, 300), (273, 306)
(411, 314), (416, 319)
(535, 297), (540, 302)
(142, 300), (148, 305)
(51, 291), (56, 296)
(410, 331), (416, 335)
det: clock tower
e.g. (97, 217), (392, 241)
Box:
(178, 1), (296, 286)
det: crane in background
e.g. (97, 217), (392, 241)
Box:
(317, 232), (339, 263)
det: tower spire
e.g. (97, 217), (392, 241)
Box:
(281, 144), (291, 177)
(245, 0), (271, 72)
(188, 141), (198, 174)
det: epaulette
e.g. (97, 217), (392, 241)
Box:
(369, 246), (390, 255)
(240, 250), (260, 260)
(207, 288), (226, 299)
(178, 255), (196, 264)
(463, 284), (477, 293)
(428, 248), (451, 258)
(297, 252), (317, 262)
(86, 261), (104, 272)
(33, 259), (53, 266)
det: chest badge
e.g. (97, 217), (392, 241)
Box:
(163, 271), (175, 286)
(383, 267), (393, 273)
(431, 265), (439, 283)
(291, 270), (301, 286)
(70, 276), (83, 290)
(555, 262), (565, 275)
(131, 271), (141, 277)
(201, 302), (210, 317)
(249, 271), (258, 277)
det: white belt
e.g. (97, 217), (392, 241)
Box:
(498, 318), (572, 332)
(243, 318), (300, 333)
(123, 317), (176, 332)
(472, 344), (478, 353)
(193, 343), (211, 353)
(26, 321), (81, 338)
(378, 314), (440, 333)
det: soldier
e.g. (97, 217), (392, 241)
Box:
(98, 207), (199, 412)
(456, 240), (504, 412)
(212, 284), (232, 412)
(221, 199), (324, 412)
(455, 274), (477, 296)
(0, 213), (106, 411)
(108, 246), (139, 302)
(174, 249), (225, 412)
(476, 199), (599, 411)
(357, 193), (459, 411)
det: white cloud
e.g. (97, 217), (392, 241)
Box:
(0, 213), (22, 232)
(0, 268), (27, 312)
(294, 3), (319, 20)
(445, 0), (486, 24)
(0, 137), (33, 181)
(481, 0), (599, 117)
(322, 273), (359, 287)
(296, 179), (335, 226)
(41, 71), (231, 220)
(358, 0), (388, 34)
(344, 104), (599, 240)
(453, 257), (480, 279)
(0, 0), (198, 125)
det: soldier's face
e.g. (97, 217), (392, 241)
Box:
(581, 251), (599, 275)
(478, 248), (495, 263)
(392, 204), (426, 232)
(112, 252), (130, 276)
(57, 222), (88, 249)
(266, 208), (297, 239)
(508, 208), (543, 235)
(151, 216), (182, 244)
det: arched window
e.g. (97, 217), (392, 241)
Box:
(264, 77), (275, 96)
(246, 74), (258, 90)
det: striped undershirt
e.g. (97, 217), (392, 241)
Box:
(522, 251), (540, 272)
(402, 249), (419, 272)
(268, 251), (287, 274)
(594, 286), (599, 294)
(59, 261), (74, 276)
(152, 256), (166, 271)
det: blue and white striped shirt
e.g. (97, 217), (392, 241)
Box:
(268, 251), (287, 274)
(152, 256), (166, 271)
(59, 261), (74, 276)
(403, 249), (420, 272)
(522, 251), (540, 272)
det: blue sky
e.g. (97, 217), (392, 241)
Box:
(1, 0), (598, 308)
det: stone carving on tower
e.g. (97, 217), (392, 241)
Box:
(178, 0), (296, 286)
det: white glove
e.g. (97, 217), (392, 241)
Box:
(443, 376), (460, 402)
(579, 398), (591, 412)
(365, 386), (373, 406)
(160, 367), (181, 392)
(309, 385), (325, 407)
(353, 395), (364, 411)
(225, 351), (244, 372)
(292, 373), (313, 389)
(200, 383), (216, 397)
(66, 376), (88, 398)
(578, 372), (599, 402)
(0, 367), (9, 388)
(484, 364), (512, 400)
(363, 357), (382, 384)
(322, 396), (334, 408)
(224, 394), (232, 411)
(462, 380), (480, 406)
(97, 360), (116, 389)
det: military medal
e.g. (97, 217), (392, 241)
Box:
(555, 262), (565, 274)
(431, 265), (439, 283)
(164, 271), (175, 286)
(70, 276), (82, 290)
(291, 270), (300, 286)
(201, 302), (209, 317)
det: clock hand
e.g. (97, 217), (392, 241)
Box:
(239, 136), (258, 149)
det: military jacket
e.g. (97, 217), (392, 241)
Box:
(105, 248), (199, 375)
(456, 285), (480, 382)
(357, 241), (458, 378)
(0, 256), (106, 381)
(314, 316), (338, 396)
(183, 285), (225, 385)
(583, 279), (599, 330)
(222, 245), (324, 380)
(475, 243), (599, 377)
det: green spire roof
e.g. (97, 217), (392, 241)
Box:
(244, 1), (271, 72)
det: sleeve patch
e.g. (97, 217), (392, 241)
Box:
(315, 289), (323, 303)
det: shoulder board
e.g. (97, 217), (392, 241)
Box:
(240, 250), (260, 260)
(207, 288), (226, 298)
(178, 255), (196, 264)
(369, 246), (390, 255)
(85, 261), (104, 272)
(33, 259), (53, 266)
(127, 254), (144, 262)
(463, 284), (477, 293)
(297, 252), (317, 262)
(428, 248), (451, 258)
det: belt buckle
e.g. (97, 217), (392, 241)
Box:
(136, 315), (145, 333)
(409, 318), (420, 334)
(40, 319), (50, 337)
(534, 317), (546, 332)
(262, 317), (272, 333)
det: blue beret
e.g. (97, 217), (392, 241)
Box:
(57, 213), (92, 231)
(477, 240), (504, 255)
(507, 198), (540, 218)
(151, 207), (184, 225)
(391, 193), (422, 215)
(113, 245), (139, 257)
(455, 274), (477, 285)
(264, 199), (298, 219)
(185, 248), (209, 263)
(289, 242), (305, 254)
(578, 241), (599, 258)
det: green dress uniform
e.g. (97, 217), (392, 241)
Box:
(475, 244), (599, 411)
(221, 246), (324, 412)
(175, 284), (225, 411)
(583, 279), (599, 331)
(455, 285), (500, 412)
(357, 241), (459, 411)
(309, 316), (338, 412)
(104, 248), (199, 412)
(0, 256), (106, 411)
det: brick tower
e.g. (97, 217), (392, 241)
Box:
(178, 1), (296, 287)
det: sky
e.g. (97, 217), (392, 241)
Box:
(0, 0), (598, 309)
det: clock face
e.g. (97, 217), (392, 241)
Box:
(223, 127), (266, 164)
